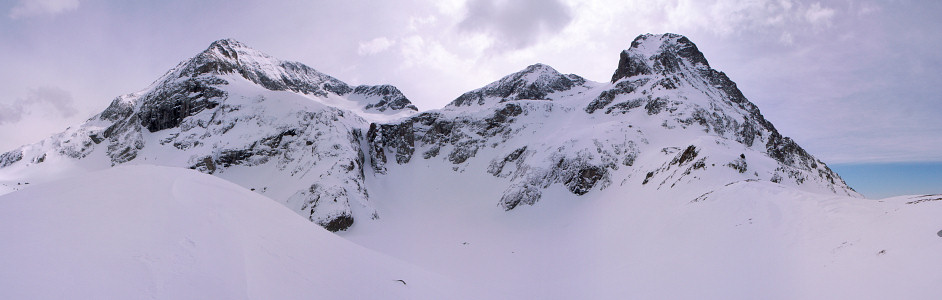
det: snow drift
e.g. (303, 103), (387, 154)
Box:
(0, 165), (477, 299)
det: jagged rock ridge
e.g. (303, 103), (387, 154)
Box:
(448, 63), (590, 108)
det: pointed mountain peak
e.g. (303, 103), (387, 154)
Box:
(509, 63), (584, 85)
(200, 38), (273, 63)
(182, 38), (279, 76)
(611, 33), (710, 83)
(519, 63), (559, 76)
(447, 63), (587, 108)
(162, 38), (353, 99)
(208, 38), (250, 49)
(118, 38), (419, 131)
(351, 84), (418, 113)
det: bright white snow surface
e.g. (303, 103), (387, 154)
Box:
(344, 159), (942, 299)
(2, 165), (941, 299)
(0, 165), (476, 300)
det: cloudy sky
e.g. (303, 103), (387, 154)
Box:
(1, 0), (940, 168)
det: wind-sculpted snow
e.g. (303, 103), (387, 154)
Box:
(1, 33), (857, 232)
(0, 166), (478, 299)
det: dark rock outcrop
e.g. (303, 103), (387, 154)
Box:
(353, 85), (419, 112)
(0, 150), (23, 168)
(181, 39), (353, 97)
(449, 64), (587, 107)
(611, 33), (709, 83)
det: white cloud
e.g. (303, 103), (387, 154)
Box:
(804, 2), (835, 26)
(658, 0), (841, 37)
(407, 15), (437, 31)
(458, 0), (574, 51)
(0, 86), (76, 125)
(8, 0), (79, 19)
(398, 35), (470, 73)
(357, 37), (396, 56)
(779, 31), (794, 44)
(856, 2), (880, 16)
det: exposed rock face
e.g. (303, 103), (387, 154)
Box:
(0, 150), (22, 168)
(367, 121), (415, 173)
(181, 39), (353, 97)
(137, 77), (225, 132)
(352, 85), (419, 112)
(0, 33), (859, 231)
(611, 33), (709, 82)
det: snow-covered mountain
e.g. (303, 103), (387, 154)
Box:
(1, 34), (856, 232)
(0, 38), (419, 231)
(368, 33), (858, 212)
(2, 34), (942, 299)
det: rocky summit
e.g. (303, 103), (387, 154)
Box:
(0, 33), (858, 231)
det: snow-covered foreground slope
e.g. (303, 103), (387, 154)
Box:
(345, 159), (942, 299)
(2, 165), (938, 299)
(0, 165), (481, 299)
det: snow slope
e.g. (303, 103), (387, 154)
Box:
(346, 159), (942, 299)
(0, 165), (480, 299)
(2, 161), (938, 299)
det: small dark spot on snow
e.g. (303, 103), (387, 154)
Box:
(906, 197), (942, 204)
(877, 250), (886, 255)
(642, 171), (654, 185)
(937, 230), (942, 237)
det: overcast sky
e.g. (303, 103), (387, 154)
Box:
(1, 0), (940, 165)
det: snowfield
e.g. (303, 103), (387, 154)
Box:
(1, 164), (940, 299)
(345, 156), (942, 299)
(0, 165), (478, 300)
